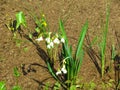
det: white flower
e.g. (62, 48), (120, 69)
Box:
(61, 65), (67, 74)
(36, 36), (43, 42)
(53, 38), (60, 44)
(45, 38), (51, 43)
(56, 65), (67, 75)
(56, 70), (62, 75)
(47, 44), (51, 49)
(49, 42), (54, 48)
(47, 42), (54, 49)
(61, 38), (65, 43)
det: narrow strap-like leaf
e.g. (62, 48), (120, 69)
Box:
(75, 21), (88, 60)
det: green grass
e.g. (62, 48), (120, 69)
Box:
(0, 81), (6, 90)
(100, 5), (110, 78)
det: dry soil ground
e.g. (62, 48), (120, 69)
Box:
(0, 0), (120, 90)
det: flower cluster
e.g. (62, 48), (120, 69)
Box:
(35, 14), (65, 50)
(35, 32), (65, 49)
(56, 59), (67, 75)
(56, 65), (67, 75)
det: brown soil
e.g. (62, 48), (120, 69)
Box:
(0, 0), (120, 90)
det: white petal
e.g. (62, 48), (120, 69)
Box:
(50, 42), (54, 48)
(45, 38), (51, 43)
(63, 69), (67, 74)
(53, 38), (60, 44)
(61, 38), (65, 43)
(56, 70), (62, 75)
(61, 65), (67, 74)
(61, 68), (67, 74)
(47, 44), (51, 49)
(36, 37), (43, 41)
(47, 42), (54, 49)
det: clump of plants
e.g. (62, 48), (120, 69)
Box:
(83, 4), (120, 90)
(7, 11), (88, 90)
(85, 4), (111, 78)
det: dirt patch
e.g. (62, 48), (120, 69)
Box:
(0, 0), (120, 90)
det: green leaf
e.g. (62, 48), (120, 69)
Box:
(35, 27), (40, 33)
(53, 82), (61, 90)
(13, 67), (20, 77)
(75, 20), (88, 60)
(70, 85), (76, 90)
(59, 19), (68, 44)
(59, 19), (72, 58)
(16, 11), (26, 29)
(28, 33), (33, 39)
(46, 61), (57, 80)
(89, 82), (96, 90)
(12, 86), (21, 90)
(101, 5), (110, 77)
(44, 82), (50, 90)
(75, 49), (84, 76)
(0, 81), (6, 90)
